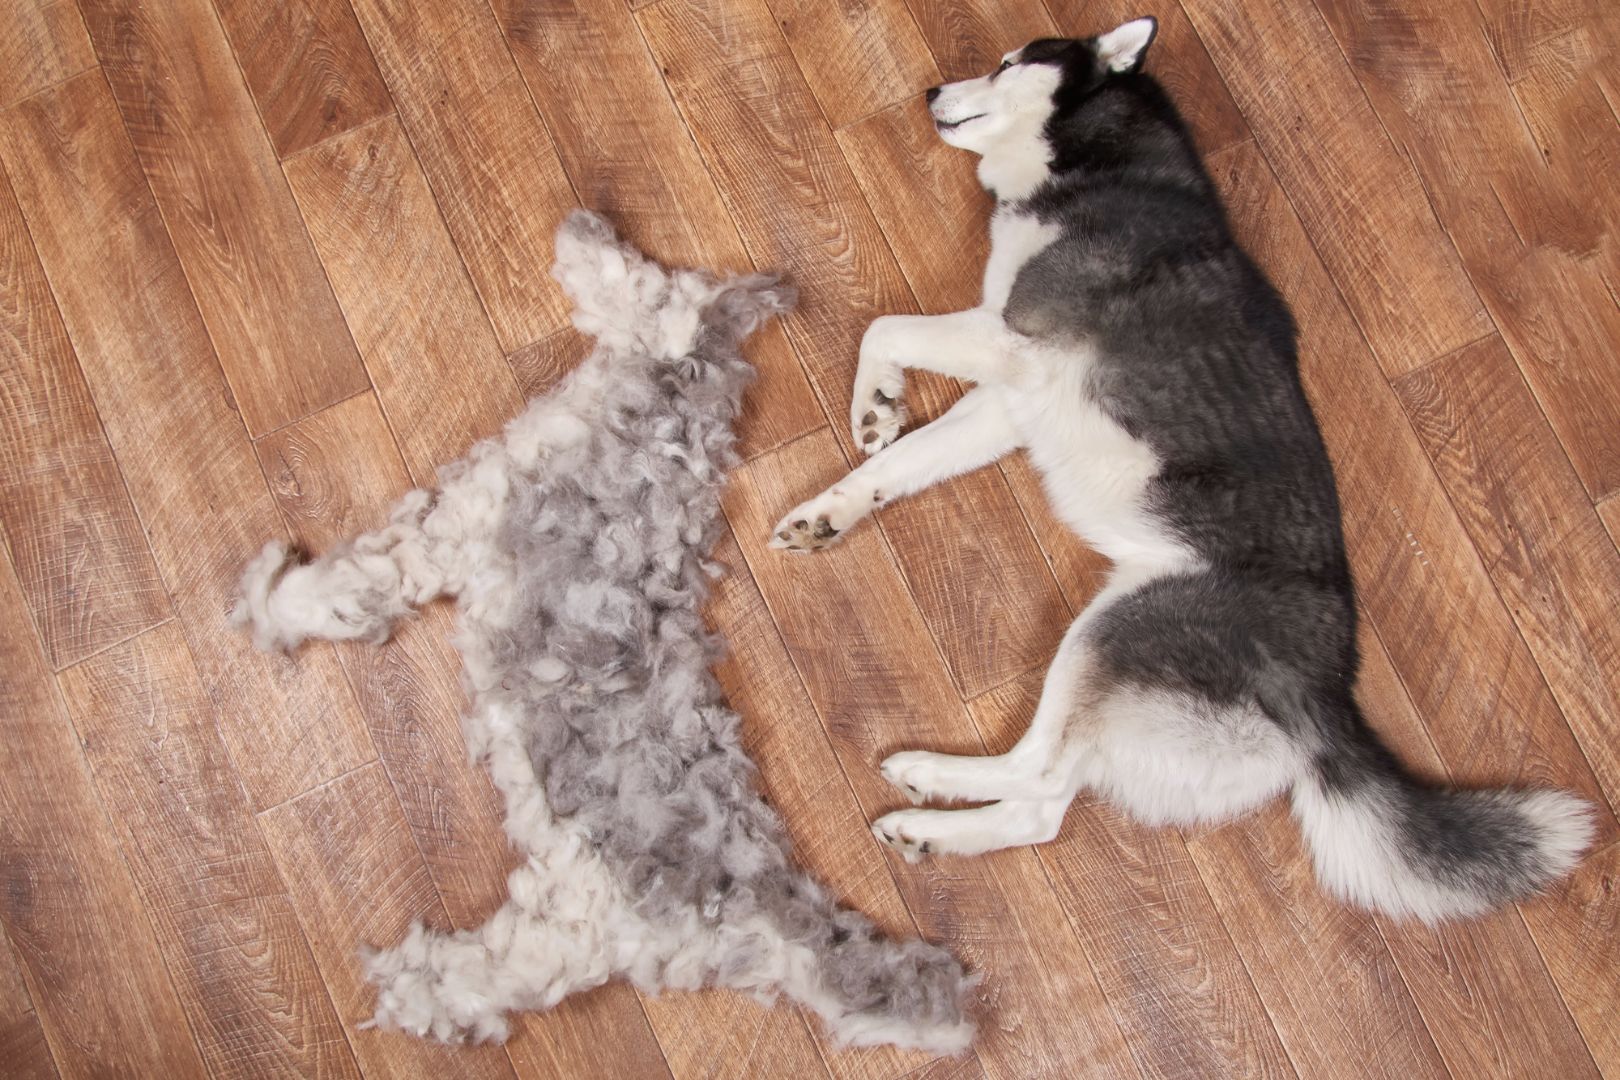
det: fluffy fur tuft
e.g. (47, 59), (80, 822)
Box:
(234, 212), (974, 1053)
(1293, 731), (1596, 921)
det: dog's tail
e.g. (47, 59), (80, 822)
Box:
(1291, 699), (1594, 921)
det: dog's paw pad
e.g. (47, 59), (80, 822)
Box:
(853, 387), (905, 455)
(770, 513), (842, 553)
(872, 814), (932, 862)
(880, 753), (930, 804)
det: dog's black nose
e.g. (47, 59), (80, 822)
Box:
(925, 87), (941, 103)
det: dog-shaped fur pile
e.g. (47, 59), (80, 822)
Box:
(231, 212), (973, 1053)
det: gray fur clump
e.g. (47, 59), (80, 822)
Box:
(233, 211), (974, 1053)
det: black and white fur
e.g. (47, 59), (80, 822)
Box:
(770, 19), (1593, 921)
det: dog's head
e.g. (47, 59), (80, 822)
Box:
(927, 18), (1158, 195)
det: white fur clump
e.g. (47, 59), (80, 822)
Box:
(233, 212), (974, 1054)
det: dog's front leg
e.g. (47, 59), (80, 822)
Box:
(851, 309), (1013, 453)
(773, 385), (1019, 552)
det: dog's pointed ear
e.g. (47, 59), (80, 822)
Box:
(1096, 16), (1157, 73)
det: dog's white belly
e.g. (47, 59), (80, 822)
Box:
(999, 357), (1195, 572)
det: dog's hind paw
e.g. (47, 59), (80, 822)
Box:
(879, 752), (934, 804)
(872, 812), (934, 863)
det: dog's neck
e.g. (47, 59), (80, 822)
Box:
(975, 122), (1055, 203)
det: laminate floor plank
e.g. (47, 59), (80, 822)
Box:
(213, 0), (393, 158)
(79, 0), (370, 436)
(57, 624), (362, 1079)
(0, 553), (207, 1080)
(1182, 0), (1492, 373)
(1318, 0), (1620, 499)
(0, 72), (375, 809)
(342, 0), (579, 353)
(489, 0), (819, 460)
(0, 1), (94, 111)
(0, 166), (167, 668)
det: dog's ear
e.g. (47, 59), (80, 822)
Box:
(1095, 17), (1157, 73)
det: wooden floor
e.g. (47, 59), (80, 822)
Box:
(1, 0), (1616, 1076)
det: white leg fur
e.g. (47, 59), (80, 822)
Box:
(773, 386), (1020, 551)
(851, 309), (1015, 452)
(879, 583), (1112, 805)
(872, 800), (1067, 860)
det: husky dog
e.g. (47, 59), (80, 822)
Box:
(770, 18), (1593, 921)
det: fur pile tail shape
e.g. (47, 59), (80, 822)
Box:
(233, 210), (974, 1054)
(1292, 705), (1594, 922)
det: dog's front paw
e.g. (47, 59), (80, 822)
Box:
(769, 486), (873, 553)
(872, 810), (935, 863)
(852, 385), (905, 455)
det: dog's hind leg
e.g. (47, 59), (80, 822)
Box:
(872, 798), (1069, 860)
(880, 608), (1096, 805)
(771, 385), (1020, 551)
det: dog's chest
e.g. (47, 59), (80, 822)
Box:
(982, 207), (1060, 313)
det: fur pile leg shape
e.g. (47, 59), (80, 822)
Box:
(233, 211), (975, 1054)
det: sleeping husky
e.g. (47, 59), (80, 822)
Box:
(770, 17), (1592, 921)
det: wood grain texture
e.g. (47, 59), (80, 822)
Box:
(258, 763), (521, 1080)
(1360, 621), (1598, 1080)
(1182, 623), (1446, 1078)
(1522, 837), (1620, 1073)
(278, 115), (673, 1074)
(213, 0), (392, 158)
(902, 0), (1055, 81)
(78, 0), (369, 437)
(1188, 802), (1448, 1079)
(282, 115), (523, 481)
(344, 0), (578, 353)
(1182, 0), (1491, 373)
(0, 72), (375, 808)
(721, 431), (1139, 1080)
(968, 671), (1296, 1080)
(491, 0), (821, 461)
(0, 932), (56, 1080)
(56, 623), (361, 1080)
(0, 553), (207, 1080)
(642, 0), (1069, 699)
(1318, 0), (1620, 499)
(1395, 336), (1620, 812)
(1208, 138), (1612, 831)
(766, 0), (939, 128)
(0, 164), (167, 668)
(1, 0), (1617, 1073)
(1600, 496), (1620, 554)
(642, 989), (830, 1080)
(1045, 0), (1250, 156)
(0, 1), (93, 110)
(255, 393), (508, 915)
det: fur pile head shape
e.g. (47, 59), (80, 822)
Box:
(232, 211), (975, 1053)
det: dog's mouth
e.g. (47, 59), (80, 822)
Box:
(933, 113), (985, 132)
